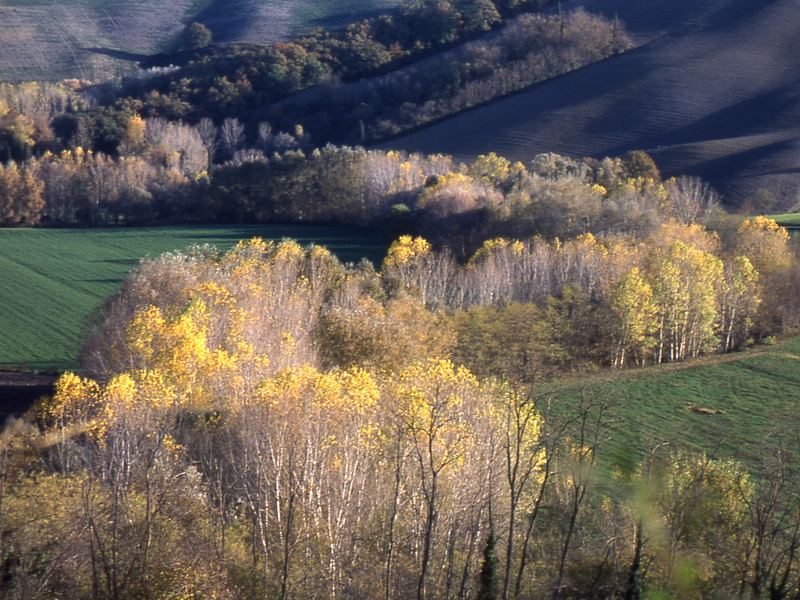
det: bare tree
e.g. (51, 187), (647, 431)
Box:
(666, 176), (720, 225)
(220, 118), (245, 159)
(195, 117), (218, 169)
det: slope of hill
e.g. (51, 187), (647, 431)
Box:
(550, 335), (800, 471)
(382, 0), (800, 208)
(0, 0), (400, 82)
(0, 226), (387, 371)
(0, 0), (196, 81)
(194, 0), (400, 45)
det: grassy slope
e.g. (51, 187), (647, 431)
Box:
(382, 0), (800, 208)
(770, 213), (800, 233)
(0, 226), (387, 371)
(548, 336), (800, 471)
(0, 0), (400, 82)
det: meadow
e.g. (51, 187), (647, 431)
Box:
(548, 336), (800, 471)
(0, 226), (387, 371)
(770, 212), (800, 233)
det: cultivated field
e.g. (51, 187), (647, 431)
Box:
(0, 0), (400, 82)
(0, 226), (387, 371)
(383, 0), (800, 208)
(195, 0), (400, 45)
(0, 0), (196, 81)
(549, 336), (800, 471)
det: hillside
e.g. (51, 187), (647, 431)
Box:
(194, 0), (400, 45)
(0, 226), (387, 371)
(0, 0), (400, 82)
(383, 0), (800, 208)
(549, 336), (800, 471)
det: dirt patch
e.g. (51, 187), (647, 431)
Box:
(688, 405), (726, 415)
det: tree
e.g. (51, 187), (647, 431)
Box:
(477, 525), (499, 600)
(388, 358), (484, 600)
(610, 267), (658, 367)
(183, 22), (213, 50)
(121, 114), (146, 154)
(648, 241), (723, 363)
(459, 0), (502, 32)
(623, 150), (660, 181)
(0, 162), (44, 225)
(720, 256), (760, 351)
(0, 112), (36, 162)
(665, 176), (719, 225)
(735, 216), (791, 277)
(219, 118), (245, 159)
(401, 0), (463, 46)
(195, 117), (218, 169)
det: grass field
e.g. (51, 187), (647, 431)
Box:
(769, 212), (800, 232)
(0, 226), (387, 371)
(548, 336), (800, 471)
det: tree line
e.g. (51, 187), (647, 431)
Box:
(0, 4), (631, 167)
(275, 9), (631, 145)
(116, 0), (554, 128)
(0, 124), (720, 249)
(385, 216), (796, 376)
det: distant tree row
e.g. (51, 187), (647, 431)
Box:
(276, 9), (632, 145)
(120, 0), (554, 126)
(0, 134), (720, 250)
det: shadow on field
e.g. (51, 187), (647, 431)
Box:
(90, 259), (139, 266)
(310, 8), (398, 29)
(82, 278), (126, 285)
(84, 47), (149, 63)
(0, 372), (57, 425)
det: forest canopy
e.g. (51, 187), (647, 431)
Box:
(2, 0), (800, 597)
(2, 224), (798, 598)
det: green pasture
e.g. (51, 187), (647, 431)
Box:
(0, 226), (386, 371)
(769, 212), (800, 232)
(549, 337), (800, 471)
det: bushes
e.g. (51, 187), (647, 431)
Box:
(278, 9), (633, 146)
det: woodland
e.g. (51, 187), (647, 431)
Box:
(1, 0), (800, 599)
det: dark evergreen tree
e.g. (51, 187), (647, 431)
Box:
(477, 525), (499, 600)
(625, 521), (644, 600)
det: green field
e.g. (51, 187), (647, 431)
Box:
(769, 212), (800, 232)
(549, 337), (800, 471)
(0, 226), (387, 371)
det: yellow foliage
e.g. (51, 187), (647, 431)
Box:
(736, 216), (791, 275)
(383, 235), (432, 268)
(44, 372), (101, 424)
